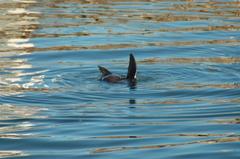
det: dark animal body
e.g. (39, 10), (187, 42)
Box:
(98, 54), (137, 83)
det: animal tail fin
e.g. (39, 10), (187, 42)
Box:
(98, 66), (112, 76)
(127, 54), (137, 81)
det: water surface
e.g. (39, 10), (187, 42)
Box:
(0, 0), (240, 158)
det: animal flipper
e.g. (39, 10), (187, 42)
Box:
(127, 54), (137, 81)
(98, 66), (112, 76)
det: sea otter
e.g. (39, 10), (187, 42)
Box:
(98, 54), (137, 84)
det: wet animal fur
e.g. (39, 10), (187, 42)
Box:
(98, 54), (137, 83)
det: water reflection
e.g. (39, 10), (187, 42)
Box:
(8, 38), (34, 49)
(0, 103), (45, 158)
(128, 80), (137, 90)
(129, 99), (136, 105)
(140, 57), (240, 64)
(0, 151), (27, 158)
(0, 0), (239, 158)
(0, 0), (52, 96)
(1, 0), (39, 55)
(0, 58), (53, 95)
(0, 104), (45, 120)
(0, 0), (239, 53)
(0, 104), (45, 135)
(93, 136), (240, 153)
(212, 118), (240, 124)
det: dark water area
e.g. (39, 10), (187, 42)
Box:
(0, 0), (240, 158)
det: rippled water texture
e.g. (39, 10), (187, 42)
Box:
(0, 0), (240, 158)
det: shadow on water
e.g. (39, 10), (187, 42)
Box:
(128, 80), (137, 107)
(129, 99), (136, 105)
(128, 80), (137, 90)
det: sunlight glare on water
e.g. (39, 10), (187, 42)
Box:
(0, 0), (240, 158)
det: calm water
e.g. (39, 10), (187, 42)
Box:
(0, 0), (240, 158)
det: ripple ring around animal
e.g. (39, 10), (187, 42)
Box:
(98, 54), (137, 85)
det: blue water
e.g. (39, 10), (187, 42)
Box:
(0, 0), (240, 158)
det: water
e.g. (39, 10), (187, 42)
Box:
(0, 0), (240, 158)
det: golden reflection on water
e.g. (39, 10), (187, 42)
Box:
(0, 104), (47, 140)
(175, 83), (240, 90)
(0, 104), (45, 121)
(141, 57), (240, 64)
(93, 136), (240, 153)
(0, 0), (54, 95)
(0, 151), (27, 158)
(0, 0), (39, 55)
(0, 104), (45, 132)
(29, 25), (239, 38)
(0, 105), (47, 159)
(0, 103), (46, 158)
(211, 118), (240, 124)
(0, 1), (238, 158)
(1, 39), (239, 53)
(0, 0), (239, 53)
(0, 58), (53, 95)
(8, 38), (34, 49)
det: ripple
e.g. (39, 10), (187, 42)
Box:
(0, 133), (46, 139)
(211, 118), (240, 125)
(140, 57), (240, 64)
(0, 104), (47, 121)
(93, 136), (240, 154)
(93, 133), (229, 139)
(0, 0), (239, 53)
(0, 151), (28, 158)
(0, 0), (239, 159)
(1, 39), (239, 53)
